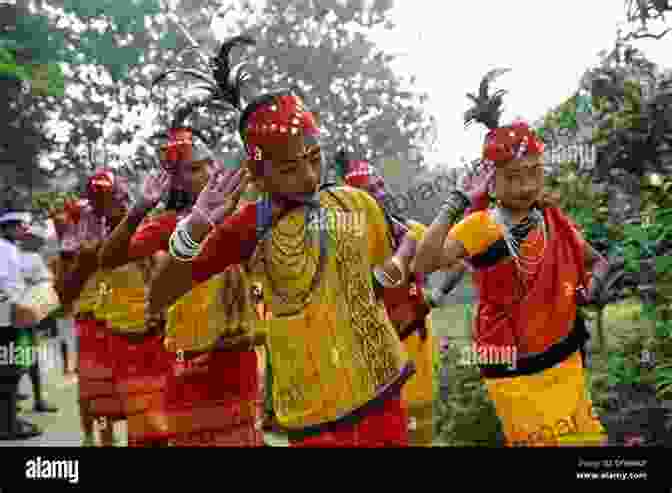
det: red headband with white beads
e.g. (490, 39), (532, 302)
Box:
(244, 95), (320, 160)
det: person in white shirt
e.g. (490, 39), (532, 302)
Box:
(17, 226), (59, 413)
(0, 209), (53, 439)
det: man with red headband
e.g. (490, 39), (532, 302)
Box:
(98, 124), (265, 447)
(54, 169), (129, 446)
(145, 36), (492, 446)
(413, 70), (609, 446)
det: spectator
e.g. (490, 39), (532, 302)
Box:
(0, 208), (55, 440)
(17, 224), (59, 413)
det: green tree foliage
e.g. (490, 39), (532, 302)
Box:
(0, 0), (172, 200)
(164, 0), (435, 170)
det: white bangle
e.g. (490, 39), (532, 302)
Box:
(176, 227), (200, 252)
(175, 219), (201, 249)
(168, 230), (200, 261)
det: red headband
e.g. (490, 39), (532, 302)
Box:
(87, 170), (115, 195)
(160, 128), (192, 168)
(482, 121), (544, 165)
(244, 95), (320, 159)
(86, 168), (130, 205)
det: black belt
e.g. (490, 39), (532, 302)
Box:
(479, 314), (590, 378)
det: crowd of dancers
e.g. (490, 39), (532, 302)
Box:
(0, 39), (613, 447)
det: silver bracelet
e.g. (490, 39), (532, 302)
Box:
(168, 233), (199, 262)
(168, 229), (200, 260)
(176, 227), (200, 252)
(175, 219), (201, 251)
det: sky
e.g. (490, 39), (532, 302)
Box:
(364, 0), (672, 169)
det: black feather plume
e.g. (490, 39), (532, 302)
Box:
(150, 35), (257, 130)
(211, 35), (257, 111)
(464, 68), (511, 130)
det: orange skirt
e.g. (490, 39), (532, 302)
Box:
(108, 333), (171, 446)
(77, 319), (120, 418)
(144, 348), (262, 446)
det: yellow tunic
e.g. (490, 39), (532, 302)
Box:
(401, 317), (435, 446)
(93, 263), (147, 333)
(246, 186), (410, 430)
(164, 265), (258, 353)
(73, 271), (103, 315)
(399, 220), (435, 446)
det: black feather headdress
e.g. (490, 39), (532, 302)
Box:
(464, 68), (511, 130)
(151, 35), (258, 131)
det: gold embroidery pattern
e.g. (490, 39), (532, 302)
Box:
(213, 265), (255, 338)
(329, 189), (403, 386)
(94, 263), (147, 333)
(271, 333), (307, 418)
(248, 188), (406, 425)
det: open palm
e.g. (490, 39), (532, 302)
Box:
(189, 167), (250, 227)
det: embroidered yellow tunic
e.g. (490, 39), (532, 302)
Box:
(164, 265), (258, 353)
(73, 271), (103, 315)
(246, 186), (410, 429)
(94, 263), (147, 333)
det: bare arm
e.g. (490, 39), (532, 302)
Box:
(56, 243), (100, 309)
(98, 209), (149, 270)
(412, 221), (455, 274)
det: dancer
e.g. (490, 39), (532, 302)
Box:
(98, 123), (264, 445)
(145, 36), (492, 447)
(54, 174), (127, 447)
(342, 159), (467, 446)
(413, 69), (610, 446)
(80, 168), (173, 447)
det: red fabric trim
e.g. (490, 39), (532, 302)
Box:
(290, 395), (409, 447)
(472, 207), (587, 354)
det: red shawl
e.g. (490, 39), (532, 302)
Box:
(472, 207), (589, 356)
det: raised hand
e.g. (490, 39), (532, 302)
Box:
(457, 160), (496, 212)
(188, 166), (250, 230)
(135, 170), (172, 213)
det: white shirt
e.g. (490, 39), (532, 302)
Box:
(0, 237), (25, 327)
(18, 250), (52, 286)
